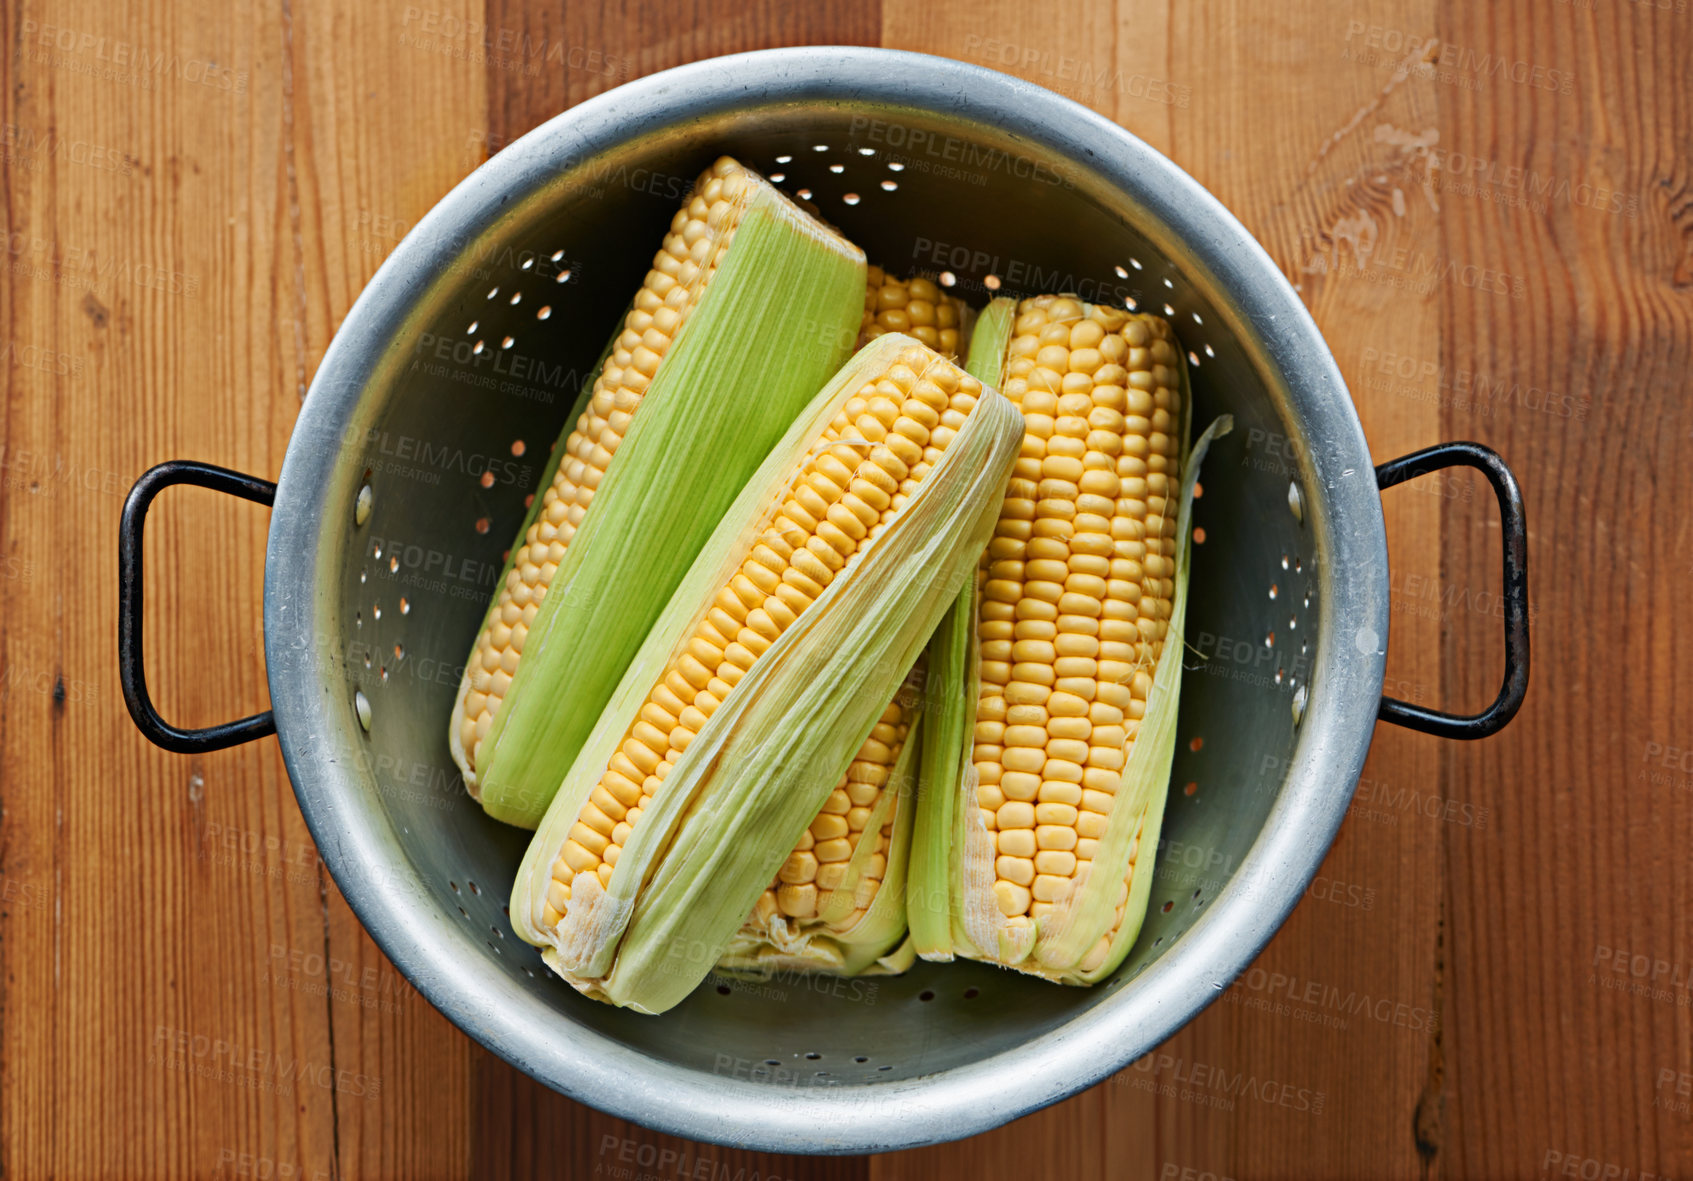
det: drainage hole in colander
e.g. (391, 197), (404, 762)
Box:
(1194, 481), (1204, 499)
(1289, 616), (1297, 630)
(510, 438), (525, 457)
(389, 554), (399, 573)
(467, 881), (481, 895)
(716, 984), (731, 995)
(878, 1065), (892, 1072)
(854, 1055), (869, 1063)
(796, 188), (812, 200)
(775, 154), (792, 164)
(457, 906), (468, 918)
(1161, 900), (1174, 913)
(467, 320), (478, 333)
(491, 926), (504, 939)
(1188, 736), (1203, 752)
(1264, 630), (1274, 648)
(919, 989), (935, 1002)
(1183, 781), (1197, 796)
(829, 163), (844, 174)
(812, 143), (828, 152)
(488, 942), (502, 956)
(1163, 277), (1174, 289)
(1204, 343), (1215, 358)
(963, 987), (979, 1000)
(359, 570), (366, 585)
(1281, 554), (1290, 570)
(765, 1059), (780, 1066)
(508, 292), (521, 306)
(1192, 527), (1206, 544)
(373, 603), (382, 621)
(1163, 303), (1175, 316)
(379, 666), (388, 683)
(983, 275), (1001, 291)
(555, 269), (572, 284)
(858, 147), (875, 157)
(1124, 296), (1138, 310)
(1188, 351), (1201, 367)
(843, 194), (860, 206)
(400, 597), (410, 616)
(501, 336), (515, 350)
(473, 340), (485, 355)
(486, 286), (498, 300)
(537, 305), (551, 321)
(1269, 583), (1278, 600)
(881, 180), (898, 192)
(480, 471), (495, 489)
(887, 161), (904, 173)
(1130, 257), (1143, 270)
(521, 256), (533, 271)
(474, 517), (491, 535)
(939, 271), (956, 287)
(450, 880), (459, 893)
(769, 172), (786, 183)
(1275, 669), (1284, 685)
(393, 643), (403, 660)
(1114, 265), (1129, 279)
(804, 1052), (820, 1060)
(1192, 312), (1204, 325)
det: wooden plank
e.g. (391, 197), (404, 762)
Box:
(1432, 3), (1693, 1178)
(0, 0), (484, 1174)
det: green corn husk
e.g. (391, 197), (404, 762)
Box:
(716, 690), (925, 979)
(451, 157), (866, 829)
(510, 334), (1024, 1013)
(908, 294), (1231, 982)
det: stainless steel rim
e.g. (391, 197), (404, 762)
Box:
(265, 46), (1388, 1153)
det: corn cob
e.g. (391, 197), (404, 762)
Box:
(711, 269), (973, 979)
(450, 157), (866, 828)
(859, 267), (969, 359)
(716, 670), (923, 977)
(510, 334), (1024, 1012)
(908, 295), (1228, 983)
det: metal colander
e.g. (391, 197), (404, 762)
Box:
(118, 47), (1528, 1155)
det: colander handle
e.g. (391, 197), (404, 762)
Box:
(1373, 442), (1529, 740)
(119, 461), (278, 753)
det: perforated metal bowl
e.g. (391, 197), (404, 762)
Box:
(118, 47), (1529, 1154)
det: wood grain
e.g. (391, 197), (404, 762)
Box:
(0, 0), (1684, 1177)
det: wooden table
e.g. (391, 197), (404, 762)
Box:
(3, 0), (1685, 1176)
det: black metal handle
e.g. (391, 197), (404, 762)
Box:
(119, 461), (278, 753)
(1374, 442), (1529, 740)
